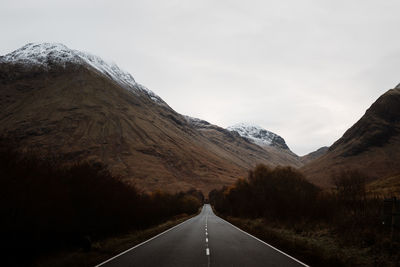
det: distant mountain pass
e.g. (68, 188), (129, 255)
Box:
(300, 146), (329, 165)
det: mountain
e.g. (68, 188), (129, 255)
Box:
(187, 118), (303, 168)
(300, 146), (329, 165)
(302, 86), (400, 187)
(0, 43), (300, 193)
(227, 123), (290, 150)
(227, 123), (303, 167)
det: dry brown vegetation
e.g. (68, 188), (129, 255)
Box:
(302, 88), (400, 188)
(0, 138), (203, 266)
(0, 61), (305, 194)
(210, 165), (400, 266)
(367, 174), (400, 197)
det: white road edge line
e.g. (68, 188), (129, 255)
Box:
(206, 248), (210, 255)
(95, 215), (197, 267)
(218, 217), (309, 267)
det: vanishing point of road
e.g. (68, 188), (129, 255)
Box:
(96, 204), (308, 267)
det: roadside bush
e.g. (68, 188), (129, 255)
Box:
(210, 164), (320, 222)
(0, 138), (202, 265)
(210, 165), (385, 247)
(331, 170), (382, 243)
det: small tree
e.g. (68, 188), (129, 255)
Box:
(332, 170), (367, 214)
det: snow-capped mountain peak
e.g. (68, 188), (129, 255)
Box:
(184, 115), (212, 128)
(227, 123), (289, 150)
(0, 43), (165, 104)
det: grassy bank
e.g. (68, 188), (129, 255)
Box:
(34, 212), (199, 267)
(223, 217), (376, 266)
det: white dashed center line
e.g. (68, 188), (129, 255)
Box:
(205, 209), (210, 267)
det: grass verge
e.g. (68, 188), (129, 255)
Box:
(33, 212), (198, 267)
(223, 216), (383, 267)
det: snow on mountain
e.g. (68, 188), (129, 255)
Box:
(227, 123), (289, 150)
(0, 43), (165, 104)
(184, 115), (212, 128)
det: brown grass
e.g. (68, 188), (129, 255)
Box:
(0, 61), (303, 195)
(367, 174), (400, 197)
(210, 165), (400, 266)
(224, 217), (382, 267)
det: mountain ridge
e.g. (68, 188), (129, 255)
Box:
(227, 123), (291, 151)
(300, 146), (329, 165)
(0, 42), (306, 193)
(302, 86), (400, 187)
(0, 42), (166, 106)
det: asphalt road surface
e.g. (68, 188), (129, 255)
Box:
(96, 204), (307, 267)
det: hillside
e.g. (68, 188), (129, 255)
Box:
(188, 118), (303, 168)
(302, 86), (400, 187)
(367, 174), (400, 197)
(226, 122), (303, 167)
(0, 43), (301, 193)
(227, 123), (290, 150)
(300, 146), (329, 165)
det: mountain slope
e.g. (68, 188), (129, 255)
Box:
(0, 43), (300, 193)
(226, 123), (302, 167)
(366, 174), (400, 197)
(302, 86), (400, 187)
(300, 146), (329, 165)
(187, 118), (303, 168)
(227, 123), (290, 150)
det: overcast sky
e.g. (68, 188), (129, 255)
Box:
(1, 0), (400, 155)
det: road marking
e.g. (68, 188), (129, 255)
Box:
(218, 217), (309, 267)
(206, 231), (208, 236)
(95, 215), (197, 267)
(206, 248), (210, 255)
(206, 238), (208, 242)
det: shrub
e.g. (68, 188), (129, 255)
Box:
(210, 164), (385, 248)
(0, 138), (202, 265)
(210, 164), (320, 221)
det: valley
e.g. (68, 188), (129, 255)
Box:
(1, 42), (400, 267)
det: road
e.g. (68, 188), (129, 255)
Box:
(96, 204), (307, 267)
